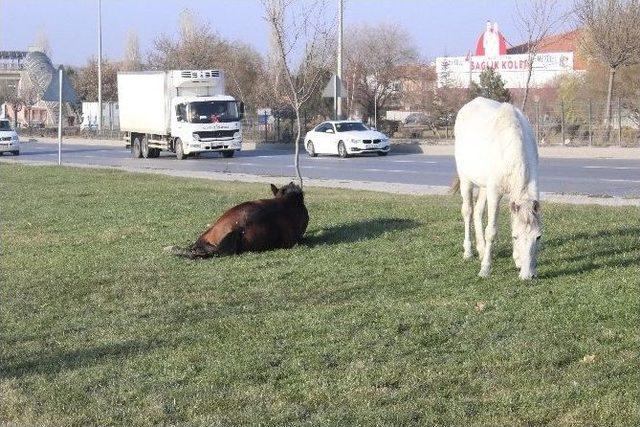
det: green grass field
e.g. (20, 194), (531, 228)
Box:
(1, 164), (638, 425)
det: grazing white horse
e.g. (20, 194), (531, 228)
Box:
(454, 97), (541, 280)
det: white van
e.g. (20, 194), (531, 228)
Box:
(0, 119), (20, 156)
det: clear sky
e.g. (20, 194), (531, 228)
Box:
(0, 0), (574, 66)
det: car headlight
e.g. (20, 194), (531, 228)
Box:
(192, 133), (200, 141)
(350, 138), (359, 144)
(12, 135), (18, 141)
(234, 131), (240, 138)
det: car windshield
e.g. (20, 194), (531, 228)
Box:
(0, 121), (11, 131)
(335, 122), (368, 132)
(188, 101), (239, 123)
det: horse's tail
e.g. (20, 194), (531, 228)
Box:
(449, 175), (461, 195)
(164, 243), (217, 259)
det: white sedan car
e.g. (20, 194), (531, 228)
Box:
(0, 119), (20, 156)
(304, 121), (390, 158)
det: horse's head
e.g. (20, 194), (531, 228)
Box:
(510, 200), (541, 280)
(270, 182), (304, 200)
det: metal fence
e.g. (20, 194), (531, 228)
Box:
(17, 100), (640, 147)
(528, 99), (640, 147)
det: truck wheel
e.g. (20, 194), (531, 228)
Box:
(175, 139), (186, 160)
(131, 137), (142, 158)
(141, 137), (150, 158)
(221, 150), (235, 158)
(149, 148), (160, 158)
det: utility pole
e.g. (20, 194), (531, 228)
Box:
(336, 0), (343, 120)
(58, 66), (63, 165)
(97, 0), (103, 132)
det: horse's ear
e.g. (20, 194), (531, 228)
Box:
(270, 184), (279, 196)
(510, 202), (519, 213)
(533, 200), (540, 213)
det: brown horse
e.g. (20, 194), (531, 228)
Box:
(166, 182), (309, 259)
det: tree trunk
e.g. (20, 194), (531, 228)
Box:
(604, 67), (616, 143)
(294, 104), (303, 187)
(521, 55), (534, 112)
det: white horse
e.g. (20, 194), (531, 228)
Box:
(453, 97), (541, 280)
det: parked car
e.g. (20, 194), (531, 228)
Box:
(304, 121), (390, 158)
(0, 119), (20, 156)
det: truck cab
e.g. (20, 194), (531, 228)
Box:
(172, 95), (242, 158)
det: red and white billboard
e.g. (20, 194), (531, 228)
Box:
(435, 21), (577, 89)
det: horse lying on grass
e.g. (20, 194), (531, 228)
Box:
(166, 182), (309, 259)
(453, 97), (542, 280)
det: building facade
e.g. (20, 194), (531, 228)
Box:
(436, 22), (583, 89)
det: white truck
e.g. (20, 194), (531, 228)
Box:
(117, 69), (243, 159)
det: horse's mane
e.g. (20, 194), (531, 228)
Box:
(514, 200), (540, 227)
(493, 103), (539, 202)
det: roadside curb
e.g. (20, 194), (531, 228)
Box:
(25, 137), (640, 159)
(3, 159), (639, 207)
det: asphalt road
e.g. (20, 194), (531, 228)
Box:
(4, 142), (640, 198)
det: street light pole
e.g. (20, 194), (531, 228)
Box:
(97, 0), (103, 132)
(336, 0), (343, 119)
(58, 66), (63, 165)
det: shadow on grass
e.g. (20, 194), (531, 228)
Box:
(540, 226), (640, 279)
(543, 227), (640, 249)
(0, 339), (167, 379)
(303, 218), (421, 247)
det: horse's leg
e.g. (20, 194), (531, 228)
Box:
(479, 189), (501, 278)
(215, 228), (244, 255)
(460, 179), (474, 260)
(474, 187), (487, 259)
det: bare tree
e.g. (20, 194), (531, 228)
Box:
(576, 0), (640, 141)
(0, 82), (23, 128)
(149, 9), (266, 108)
(33, 28), (52, 57)
(123, 29), (142, 71)
(344, 23), (418, 124)
(514, 0), (569, 111)
(262, 0), (334, 186)
(18, 76), (39, 127)
(77, 57), (119, 101)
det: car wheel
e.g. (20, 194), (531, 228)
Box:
(141, 137), (150, 158)
(307, 141), (317, 157)
(131, 136), (142, 158)
(338, 141), (349, 158)
(175, 139), (186, 160)
(222, 150), (235, 158)
(377, 151), (388, 156)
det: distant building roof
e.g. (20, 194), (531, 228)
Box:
(507, 29), (586, 70)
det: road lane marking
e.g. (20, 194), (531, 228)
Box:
(601, 178), (640, 183)
(391, 160), (437, 164)
(584, 165), (640, 170)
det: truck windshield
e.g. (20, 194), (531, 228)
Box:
(0, 120), (12, 131)
(188, 101), (239, 123)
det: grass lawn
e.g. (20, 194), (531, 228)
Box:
(1, 164), (638, 425)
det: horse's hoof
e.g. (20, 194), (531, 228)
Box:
(463, 252), (474, 260)
(478, 267), (491, 278)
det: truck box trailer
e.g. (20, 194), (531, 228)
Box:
(117, 70), (243, 159)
